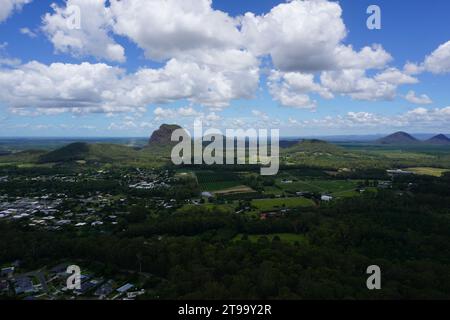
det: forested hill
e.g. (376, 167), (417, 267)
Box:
(38, 142), (141, 163)
(284, 139), (345, 153)
(376, 132), (419, 144)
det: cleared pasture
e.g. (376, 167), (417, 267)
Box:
(251, 197), (315, 211)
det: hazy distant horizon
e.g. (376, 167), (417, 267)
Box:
(0, 132), (449, 141)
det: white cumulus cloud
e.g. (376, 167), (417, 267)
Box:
(320, 69), (397, 101)
(110, 0), (242, 62)
(288, 106), (450, 131)
(0, 56), (259, 113)
(0, 0), (31, 23)
(241, 0), (346, 72)
(42, 0), (126, 62)
(423, 40), (450, 74)
(404, 91), (433, 105)
(403, 40), (450, 75)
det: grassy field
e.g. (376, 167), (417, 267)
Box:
(272, 178), (361, 195)
(0, 162), (14, 166)
(263, 185), (285, 196)
(175, 171), (196, 179)
(213, 185), (254, 195)
(251, 197), (315, 211)
(333, 187), (377, 197)
(405, 167), (450, 177)
(233, 233), (308, 244)
(0, 162), (54, 168)
(195, 170), (242, 191)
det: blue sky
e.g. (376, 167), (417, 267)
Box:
(0, 0), (449, 137)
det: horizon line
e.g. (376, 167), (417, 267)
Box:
(0, 132), (449, 140)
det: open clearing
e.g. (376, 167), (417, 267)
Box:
(406, 167), (450, 177)
(251, 197), (315, 211)
(268, 178), (362, 196)
(195, 170), (242, 191)
(214, 185), (255, 195)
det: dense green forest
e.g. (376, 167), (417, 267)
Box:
(2, 174), (450, 299)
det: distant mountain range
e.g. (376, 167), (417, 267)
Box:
(36, 124), (186, 164)
(2, 126), (450, 165)
(147, 126), (450, 147)
(376, 132), (419, 144)
(376, 131), (450, 145)
(426, 134), (450, 145)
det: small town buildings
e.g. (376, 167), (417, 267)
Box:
(116, 283), (134, 294)
(387, 169), (414, 175)
(378, 181), (392, 189)
(14, 277), (35, 295)
(74, 279), (100, 296)
(94, 280), (114, 298)
(0, 267), (14, 279)
(201, 192), (213, 198)
(0, 279), (9, 293)
(127, 289), (145, 299)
